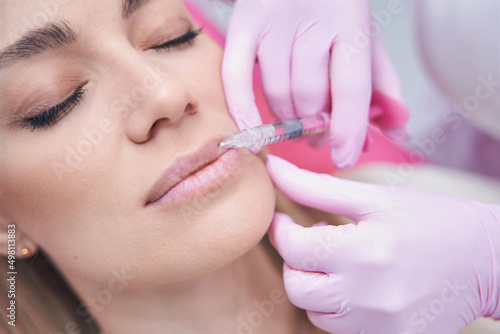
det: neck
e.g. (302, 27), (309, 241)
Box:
(66, 241), (315, 334)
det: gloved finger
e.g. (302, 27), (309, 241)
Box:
(268, 213), (346, 273)
(328, 15), (372, 170)
(307, 310), (358, 334)
(257, 29), (296, 120)
(266, 155), (383, 221)
(221, 1), (264, 130)
(363, 124), (375, 152)
(308, 309), (407, 334)
(283, 264), (344, 313)
(383, 126), (411, 142)
(371, 32), (405, 107)
(370, 33), (410, 138)
(291, 24), (332, 118)
(370, 91), (410, 141)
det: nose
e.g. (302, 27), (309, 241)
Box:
(123, 64), (199, 143)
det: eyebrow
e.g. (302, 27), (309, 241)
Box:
(0, 0), (151, 71)
(122, 0), (151, 19)
(0, 21), (77, 70)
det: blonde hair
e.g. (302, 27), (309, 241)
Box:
(0, 250), (100, 334)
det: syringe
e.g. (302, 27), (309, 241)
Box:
(219, 112), (330, 149)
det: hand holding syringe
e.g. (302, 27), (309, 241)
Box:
(220, 112), (330, 149)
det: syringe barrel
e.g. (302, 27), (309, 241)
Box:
(243, 112), (330, 148)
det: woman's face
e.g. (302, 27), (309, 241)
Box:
(0, 0), (275, 286)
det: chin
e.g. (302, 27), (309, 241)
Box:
(184, 154), (275, 277)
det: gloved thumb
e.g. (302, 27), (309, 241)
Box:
(267, 212), (339, 271)
(268, 212), (367, 274)
(266, 155), (386, 221)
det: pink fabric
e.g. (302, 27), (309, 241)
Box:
(186, 2), (415, 174)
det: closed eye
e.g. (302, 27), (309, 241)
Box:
(151, 28), (203, 52)
(22, 84), (87, 131)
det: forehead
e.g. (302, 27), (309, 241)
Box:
(0, 2), (101, 47)
(0, 0), (160, 50)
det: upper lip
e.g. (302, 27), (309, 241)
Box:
(146, 138), (227, 205)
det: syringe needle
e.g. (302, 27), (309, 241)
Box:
(219, 130), (256, 149)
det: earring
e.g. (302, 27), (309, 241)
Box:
(21, 248), (30, 257)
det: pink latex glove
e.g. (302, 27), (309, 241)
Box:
(266, 155), (500, 334)
(222, 0), (410, 169)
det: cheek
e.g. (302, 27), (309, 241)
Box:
(175, 35), (226, 106)
(0, 114), (122, 252)
(2, 136), (82, 223)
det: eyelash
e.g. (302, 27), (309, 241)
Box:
(23, 85), (87, 132)
(151, 28), (203, 51)
(23, 28), (203, 132)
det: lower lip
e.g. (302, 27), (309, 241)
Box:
(150, 149), (243, 206)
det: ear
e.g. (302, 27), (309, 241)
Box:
(0, 220), (39, 259)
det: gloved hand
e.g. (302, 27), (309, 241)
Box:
(266, 155), (500, 334)
(222, 0), (410, 169)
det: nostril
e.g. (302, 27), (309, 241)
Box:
(148, 118), (169, 139)
(185, 101), (199, 115)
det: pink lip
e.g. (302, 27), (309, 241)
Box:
(146, 139), (242, 207)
